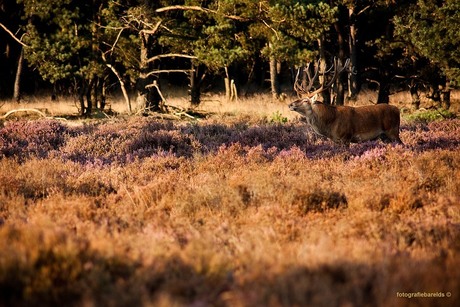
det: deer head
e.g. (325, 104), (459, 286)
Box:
(288, 93), (319, 115)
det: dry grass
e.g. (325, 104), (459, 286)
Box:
(1, 89), (459, 119)
(0, 92), (459, 306)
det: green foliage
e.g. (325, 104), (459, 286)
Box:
(251, 1), (337, 64)
(18, 0), (145, 87)
(189, 0), (254, 71)
(394, 0), (460, 83)
(269, 111), (288, 124)
(159, 0), (337, 74)
(19, 0), (105, 83)
(100, 3), (143, 84)
(8, 0), (459, 102)
(193, 18), (251, 70)
(406, 109), (457, 123)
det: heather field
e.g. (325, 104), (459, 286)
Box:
(0, 98), (459, 306)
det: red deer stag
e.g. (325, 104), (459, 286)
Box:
(289, 58), (402, 144)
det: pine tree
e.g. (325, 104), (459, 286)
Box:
(394, 0), (460, 108)
(19, 0), (107, 115)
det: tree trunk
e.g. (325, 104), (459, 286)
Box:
(78, 81), (87, 116)
(409, 80), (420, 109)
(76, 79), (95, 116)
(267, 42), (282, 99)
(347, 7), (359, 101)
(85, 78), (95, 116)
(100, 76), (107, 110)
(427, 85), (441, 106)
(146, 81), (162, 111)
(242, 58), (259, 96)
(377, 80), (390, 104)
(334, 19), (346, 106)
(231, 79), (238, 101)
(335, 65), (346, 105)
(13, 47), (23, 103)
(224, 66), (237, 102)
(269, 54), (281, 99)
(92, 77), (98, 110)
(224, 66), (231, 102)
(441, 80), (451, 110)
(190, 63), (201, 106)
(137, 32), (149, 110)
(137, 31), (161, 112)
(318, 36), (331, 104)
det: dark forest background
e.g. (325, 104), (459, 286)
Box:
(1, 0), (459, 115)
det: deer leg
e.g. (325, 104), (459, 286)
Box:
(384, 129), (403, 144)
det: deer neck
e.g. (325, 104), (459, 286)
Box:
(308, 103), (337, 137)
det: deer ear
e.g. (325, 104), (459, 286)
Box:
(311, 93), (319, 103)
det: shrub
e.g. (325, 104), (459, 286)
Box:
(405, 108), (456, 123)
(0, 107), (459, 306)
(269, 111), (288, 124)
(0, 120), (68, 160)
(294, 189), (348, 214)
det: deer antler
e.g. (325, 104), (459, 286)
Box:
(294, 57), (350, 98)
(294, 59), (320, 96)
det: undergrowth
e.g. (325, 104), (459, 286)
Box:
(405, 108), (456, 123)
(0, 112), (459, 306)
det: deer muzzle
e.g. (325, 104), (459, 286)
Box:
(288, 100), (303, 111)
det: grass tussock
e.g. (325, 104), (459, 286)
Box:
(0, 95), (459, 306)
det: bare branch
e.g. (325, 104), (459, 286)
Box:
(356, 5), (371, 16)
(101, 49), (131, 114)
(146, 69), (191, 77)
(145, 81), (166, 102)
(2, 108), (46, 119)
(122, 14), (161, 33)
(156, 5), (249, 21)
(156, 5), (209, 14)
(146, 53), (197, 64)
(111, 28), (125, 53)
(141, 20), (162, 34)
(93, 23), (127, 31)
(1, 108), (66, 121)
(105, 62), (131, 114)
(261, 19), (279, 40)
(0, 23), (28, 47)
